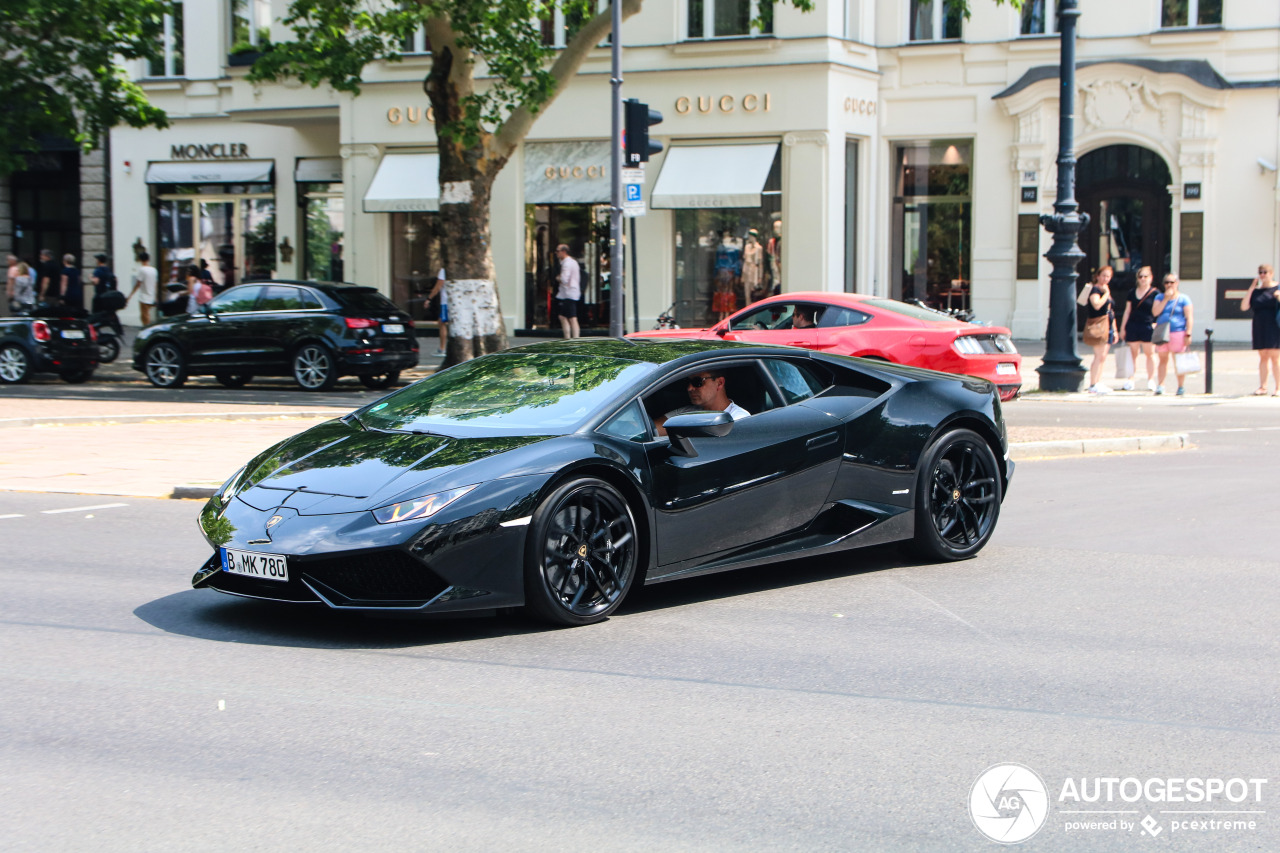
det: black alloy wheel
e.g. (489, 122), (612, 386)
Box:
(525, 477), (639, 626)
(59, 369), (94, 384)
(358, 371), (400, 390)
(0, 344), (32, 383)
(97, 335), (120, 364)
(143, 341), (187, 388)
(908, 428), (1002, 561)
(292, 343), (338, 391)
(215, 373), (253, 389)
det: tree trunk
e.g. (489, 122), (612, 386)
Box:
(426, 44), (511, 370)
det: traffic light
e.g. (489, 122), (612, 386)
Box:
(624, 99), (663, 165)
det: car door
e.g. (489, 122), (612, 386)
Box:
(253, 285), (318, 368)
(645, 359), (843, 570)
(181, 284), (264, 368)
(719, 301), (819, 350)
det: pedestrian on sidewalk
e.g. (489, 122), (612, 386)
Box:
(3, 254), (18, 317)
(426, 268), (448, 356)
(1118, 265), (1158, 391)
(91, 254), (116, 297)
(1082, 265), (1117, 394)
(1152, 272), (1194, 396)
(127, 253), (158, 326)
(35, 249), (59, 304)
(1240, 263), (1279, 396)
(555, 244), (581, 339)
(59, 253), (83, 310)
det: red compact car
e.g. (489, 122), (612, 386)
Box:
(629, 292), (1022, 400)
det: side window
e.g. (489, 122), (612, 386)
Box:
(297, 289), (323, 310)
(209, 285), (263, 313)
(259, 286), (305, 311)
(816, 307), (872, 328)
(730, 303), (794, 331)
(599, 400), (650, 442)
(764, 359), (826, 405)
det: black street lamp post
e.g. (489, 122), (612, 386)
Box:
(1036, 0), (1089, 392)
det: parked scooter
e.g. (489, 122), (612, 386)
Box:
(653, 303), (681, 330)
(89, 290), (127, 363)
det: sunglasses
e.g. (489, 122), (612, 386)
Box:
(687, 375), (717, 388)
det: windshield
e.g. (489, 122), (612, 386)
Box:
(335, 287), (402, 314)
(861, 298), (959, 323)
(359, 352), (655, 433)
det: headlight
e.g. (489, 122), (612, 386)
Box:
(372, 485), (476, 525)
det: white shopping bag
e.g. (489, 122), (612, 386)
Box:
(1174, 351), (1202, 375)
(1114, 345), (1134, 380)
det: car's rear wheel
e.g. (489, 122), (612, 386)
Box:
(143, 341), (187, 388)
(907, 428), (1002, 561)
(0, 344), (32, 384)
(215, 372), (253, 388)
(59, 369), (94, 384)
(524, 477), (639, 626)
(292, 343), (337, 391)
(358, 371), (399, 390)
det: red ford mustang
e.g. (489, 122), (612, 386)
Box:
(629, 292), (1022, 401)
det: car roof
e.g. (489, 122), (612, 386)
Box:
(239, 279), (379, 295)
(506, 337), (790, 365)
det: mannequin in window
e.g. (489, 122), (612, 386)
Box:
(712, 230), (742, 321)
(767, 219), (782, 294)
(741, 228), (764, 307)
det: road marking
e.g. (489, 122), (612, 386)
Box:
(41, 503), (129, 514)
(1185, 426), (1280, 434)
(0, 514), (23, 520)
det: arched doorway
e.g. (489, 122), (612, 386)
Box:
(1075, 145), (1172, 312)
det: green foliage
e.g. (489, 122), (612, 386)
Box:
(0, 0), (174, 176)
(249, 0), (603, 145)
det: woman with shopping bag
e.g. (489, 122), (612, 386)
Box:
(1151, 272), (1194, 396)
(1081, 266), (1117, 394)
(1118, 266), (1159, 391)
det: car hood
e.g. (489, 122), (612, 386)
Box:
(233, 418), (551, 515)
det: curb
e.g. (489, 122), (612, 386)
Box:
(172, 485), (220, 500)
(0, 410), (347, 429)
(1009, 432), (1189, 460)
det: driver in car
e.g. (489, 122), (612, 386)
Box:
(655, 370), (750, 436)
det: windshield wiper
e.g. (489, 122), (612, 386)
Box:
(341, 412), (366, 430)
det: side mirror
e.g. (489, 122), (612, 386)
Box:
(715, 326), (730, 338)
(664, 411), (733, 457)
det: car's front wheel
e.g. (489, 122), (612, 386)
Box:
(524, 477), (639, 626)
(358, 371), (399, 390)
(0, 344), (32, 384)
(143, 342), (187, 388)
(908, 428), (1002, 561)
(292, 343), (337, 391)
(215, 373), (253, 389)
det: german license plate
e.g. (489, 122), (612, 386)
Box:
(382, 323), (405, 334)
(221, 547), (289, 582)
(996, 363), (1018, 376)
(62, 329), (85, 339)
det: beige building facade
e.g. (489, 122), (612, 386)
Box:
(109, 0), (1280, 341)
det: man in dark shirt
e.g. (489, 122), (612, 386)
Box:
(36, 249), (59, 303)
(92, 253), (115, 296)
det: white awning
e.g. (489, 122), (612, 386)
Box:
(145, 159), (275, 184)
(294, 157), (343, 183)
(363, 153), (440, 212)
(650, 144), (778, 209)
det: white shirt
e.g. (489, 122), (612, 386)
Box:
(664, 401), (750, 421)
(133, 265), (158, 304)
(557, 255), (581, 301)
(436, 268), (448, 306)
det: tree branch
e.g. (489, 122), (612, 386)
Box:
(492, 0), (642, 157)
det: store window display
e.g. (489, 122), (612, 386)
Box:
(390, 212), (446, 324)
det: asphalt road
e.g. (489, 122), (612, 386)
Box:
(1, 412), (1276, 851)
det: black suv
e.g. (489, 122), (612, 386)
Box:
(132, 281), (419, 391)
(0, 309), (99, 384)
